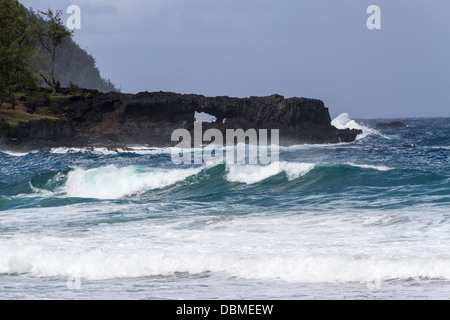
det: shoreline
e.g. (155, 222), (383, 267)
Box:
(0, 139), (355, 155)
(0, 90), (362, 152)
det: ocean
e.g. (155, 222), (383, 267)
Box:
(0, 115), (449, 300)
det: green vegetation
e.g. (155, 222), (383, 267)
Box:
(0, 0), (36, 106)
(0, 89), (65, 127)
(52, 38), (117, 93)
(32, 9), (72, 94)
(0, 0), (117, 129)
(29, 7), (117, 93)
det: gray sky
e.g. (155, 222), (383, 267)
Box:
(20, 0), (450, 118)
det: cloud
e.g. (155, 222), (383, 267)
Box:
(16, 0), (450, 117)
(75, 3), (119, 16)
(71, 0), (168, 14)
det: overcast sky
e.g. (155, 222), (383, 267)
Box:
(19, 0), (450, 118)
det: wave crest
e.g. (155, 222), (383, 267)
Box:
(331, 113), (376, 140)
(64, 165), (203, 199)
(226, 162), (315, 184)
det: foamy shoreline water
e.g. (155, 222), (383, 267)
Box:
(0, 117), (448, 299)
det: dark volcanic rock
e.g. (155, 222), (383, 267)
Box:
(1, 91), (362, 150)
(3, 119), (75, 150)
(376, 121), (407, 129)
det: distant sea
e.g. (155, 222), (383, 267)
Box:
(0, 115), (449, 299)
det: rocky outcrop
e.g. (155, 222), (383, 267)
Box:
(1, 91), (362, 150)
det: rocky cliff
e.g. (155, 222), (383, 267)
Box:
(1, 91), (362, 150)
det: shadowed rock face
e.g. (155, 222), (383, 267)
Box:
(2, 91), (362, 150)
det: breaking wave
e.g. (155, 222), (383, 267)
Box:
(331, 113), (377, 140)
(225, 162), (315, 184)
(64, 165), (204, 199)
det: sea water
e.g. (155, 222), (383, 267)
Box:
(0, 116), (449, 299)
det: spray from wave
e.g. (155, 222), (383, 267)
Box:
(61, 162), (317, 198)
(226, 162), (315, 184)
(64, 165), (203, 199)
(50, 146), (172, 155)
(0, 151), (33, 157)
(2, 226), (450, 283)
(346, 163), (392, 172)
(38, 161), (397, 200)
(331, 113), (376, 140)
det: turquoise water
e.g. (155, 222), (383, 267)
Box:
(0, 117), (449, 299)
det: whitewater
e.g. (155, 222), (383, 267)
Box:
(0, 116), (449, 299)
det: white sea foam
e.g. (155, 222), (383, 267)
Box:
(279, 142), (355, 152)
(346, 163), (392, 172)
(64, 165), (203, 199)
(28, 182), (56, 197)
(226, 162), (315, 184)
(51, 147), (110, 155)
(50, 146), (173, 155)
(0, 150), (32, 157)
(425, 146), (450, 151)
(331, 113), (363, 131)
(3, 243), (450, 282)
(1, 208), (450, 283)
(383, 135), (401, 140)
(331, 113), (377, 140)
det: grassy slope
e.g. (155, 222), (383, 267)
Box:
(0, 91), (66, 127)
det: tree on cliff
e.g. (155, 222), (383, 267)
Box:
(29, 8), (117, 93)
(31, 9), (72, 94)
(1, 1), (117, 100)
(52, 36), (117, 92)
(0, 0), (37, 106)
